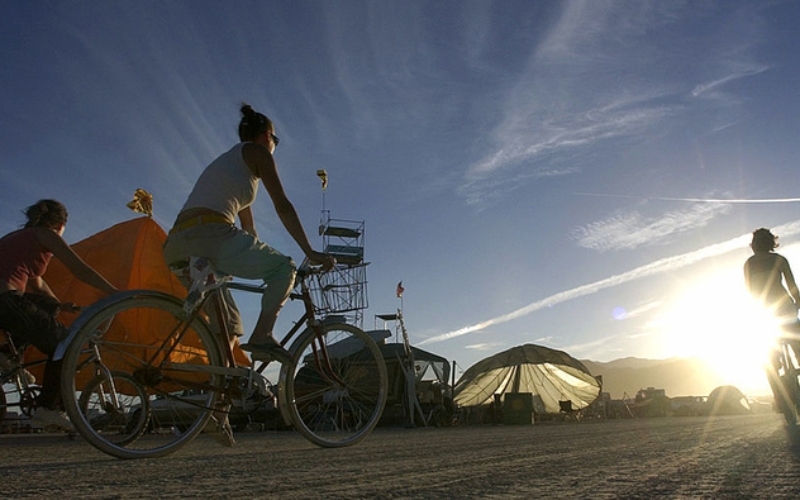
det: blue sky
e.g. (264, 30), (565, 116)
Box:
(3, 1), (800, 392)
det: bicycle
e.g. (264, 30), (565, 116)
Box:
(0, 333), (46, 428)
(770, 323), (800, 429)
(57, 257), (388, 459)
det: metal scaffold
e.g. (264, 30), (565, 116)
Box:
(312, 169), (368, 328)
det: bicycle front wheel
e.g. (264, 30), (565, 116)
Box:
(61, 291), (224, 459)
(281, 322), (388, 447)
(78, 371), (150, 446)
(0, 381), (6, 423)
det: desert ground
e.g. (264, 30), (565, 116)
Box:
(2, 413), (800, 499)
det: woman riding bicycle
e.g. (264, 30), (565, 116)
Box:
(744, 228), (800, 411)
(0, 199), (118, 430)
(163, 104), (334, 443)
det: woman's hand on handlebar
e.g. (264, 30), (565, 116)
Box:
(307, 251), (337, 271)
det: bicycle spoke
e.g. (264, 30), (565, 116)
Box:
(283, 322), (387, 447)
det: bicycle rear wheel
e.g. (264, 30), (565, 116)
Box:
(779, 373), (800, 426)
(61, 291), (224, 459)
(776, 343), (800, 427)
(0, 371), (40, 420)
(280, 322), (387, 447)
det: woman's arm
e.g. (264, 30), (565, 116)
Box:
(34, 227), (118, 295)
(780, 256), (800, 307)
(243, 143), (335, 269)
(26, 276), (59, 301)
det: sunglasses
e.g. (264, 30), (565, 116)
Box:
(271, 133), (280, 147)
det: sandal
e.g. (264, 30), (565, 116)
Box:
(241, 341), (293, 366)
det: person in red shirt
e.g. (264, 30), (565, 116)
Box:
(0, 199), (117, 430)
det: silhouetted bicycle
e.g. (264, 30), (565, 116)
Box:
(770, 324), (800, 430)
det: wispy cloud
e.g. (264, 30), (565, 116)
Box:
(571, 202), (732, 252)
(420, 219), (800, 346)
(691, 65), (770, 98)
(458, 96), (673, 207)
(464, 342), (504, 352)
(459, 2), (770, 208)
(575, 193), (800, 204)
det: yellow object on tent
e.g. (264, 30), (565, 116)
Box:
(126, 188), (153, 217)
(26, 217), (250, 381)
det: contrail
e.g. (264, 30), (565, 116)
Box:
(573, 193), (800, 204)
(420, 219), (800, 345)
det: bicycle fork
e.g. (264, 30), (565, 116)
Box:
(90, 343), (124, 413)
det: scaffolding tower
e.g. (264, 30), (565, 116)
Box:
(314, 210), (368, 327)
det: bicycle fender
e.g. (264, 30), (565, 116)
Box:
(53, 290), (183, 360)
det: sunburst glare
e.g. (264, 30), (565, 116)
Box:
(654, 270), (783, 395)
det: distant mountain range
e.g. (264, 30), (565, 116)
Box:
(579, 357), (738, 400)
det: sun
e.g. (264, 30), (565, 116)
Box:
(655, 270), (781, 396)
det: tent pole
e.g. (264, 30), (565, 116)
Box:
(398, 309), (426, 427)
(452, 360), (456, 399)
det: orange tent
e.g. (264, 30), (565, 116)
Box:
(27, 217), (250, 377)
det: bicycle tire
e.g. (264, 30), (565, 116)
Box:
(280, 322), (387, 448)
(783, 402), (798, 427)
(78, 370), (151, 446)
(0, 371), (40, 421)
(779, 376), (800, 426)
(61, 291), (224, 459)
(0, 381), (6, 423)
(18, 384), (41, 417)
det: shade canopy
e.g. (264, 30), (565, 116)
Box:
(454, 344), (600, 414)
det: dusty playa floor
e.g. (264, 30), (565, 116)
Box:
(2, 414), (799, 499)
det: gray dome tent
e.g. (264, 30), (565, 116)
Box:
(454, 344), (601, 414)
(707, 385), (750, 415)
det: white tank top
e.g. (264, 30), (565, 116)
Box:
(182, 143), (259, 222)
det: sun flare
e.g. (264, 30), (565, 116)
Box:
(655, 271), (782, 396)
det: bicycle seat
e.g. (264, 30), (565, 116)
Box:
(170, 256), (232, 313)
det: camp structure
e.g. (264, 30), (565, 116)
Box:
(377, 342), (453, 427)
(454, 344), (601, 422)
(27, 216), (250, 379)
(707, 385), (750, 415)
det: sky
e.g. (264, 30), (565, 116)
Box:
(3, 1), (800, 394)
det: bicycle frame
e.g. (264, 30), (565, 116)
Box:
(64, 267), (343, 420)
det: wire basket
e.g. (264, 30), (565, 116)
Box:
(309, 263), (368, 315)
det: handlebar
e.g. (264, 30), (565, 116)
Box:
(297, 256), (337, 278)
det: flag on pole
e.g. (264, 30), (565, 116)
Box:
(316, 169), (328, 190)
(396, 281), (404, 298)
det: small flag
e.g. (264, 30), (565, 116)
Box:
(396, 281), (404, 298)
(126, 188), (153, 217)
(316, 169), (328, 190)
